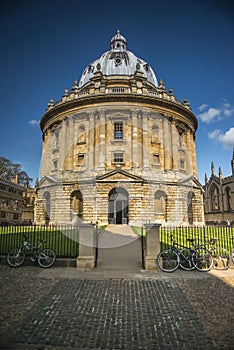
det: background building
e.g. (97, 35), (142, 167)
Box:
(0, 177), (25, 225)
(203, 152), (234, 225)
(35, 31), (204, 226)
(0, 175), (35, 226)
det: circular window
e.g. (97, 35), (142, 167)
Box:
(115, 57), (122, 65)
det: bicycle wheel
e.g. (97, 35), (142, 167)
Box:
(212, 247), (230, 270)
(157, 249), (180, 272)
(192, 248), (213, 272)
(179, 248), (196, 271)
(7, 247), (25, 267)
(38, 248), (56, 268)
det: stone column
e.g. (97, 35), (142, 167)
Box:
(98, 110), (105, 169)
(142, 112), (149, 169)
(131, 110), (139, 168)
(144, 223), (161, 270)
(66, 116), (74, 170)
(76, 223), (95, 269)
(163, 116), (171, 171)
(186, 129), (193, 175)
(171, 120), (178, 171)
(88, 112), (95, 169)
(191, 132), (198, 177)
(94, 113), (99, 169)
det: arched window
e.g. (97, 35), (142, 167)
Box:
(43, 192), (50, 224)
(154, 191), (167, 219)
(77, 124), (86, 144)
(225, 187), (231, 210)
(210, 185), (219, 211)
(151, 124), (159, 143)
(70, 190), (83, 219)
(187, 192), (195, 225)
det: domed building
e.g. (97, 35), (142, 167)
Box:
(35, 31), (204, 226)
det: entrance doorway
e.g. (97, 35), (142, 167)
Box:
(108, 188), (129, 224)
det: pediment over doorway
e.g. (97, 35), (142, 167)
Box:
(37, 175), (58, 188)
(179, 175), (204, 192)
(96, 168), (145, 183)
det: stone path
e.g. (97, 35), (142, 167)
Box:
(6, 279), (216, 349)
(0, 265), (233, 349)
(96, 225), (142, 271)
(0, 223), (234, 349)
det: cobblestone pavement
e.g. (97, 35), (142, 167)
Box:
(0, 265), (233, 350)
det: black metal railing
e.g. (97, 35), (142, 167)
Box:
(160, 225), (234, 251)
(0, 224), (81, 258)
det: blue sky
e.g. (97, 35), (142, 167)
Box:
(0, 0), (233, 185)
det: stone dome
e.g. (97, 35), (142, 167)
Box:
(79, 30), (158, 88)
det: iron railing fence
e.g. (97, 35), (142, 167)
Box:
(160, 225), (234, 252)
(0, 224), (82, 258)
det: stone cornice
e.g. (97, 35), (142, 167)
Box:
(40, 93), (197, 133)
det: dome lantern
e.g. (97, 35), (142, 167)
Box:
(110, 30), (127, 51)
(79, 31), (158, 88)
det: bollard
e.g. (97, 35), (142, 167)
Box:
(144, 223), (161, 270)
(76, 223), (95, 269)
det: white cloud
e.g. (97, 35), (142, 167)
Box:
(198, 104), (209, 112)
(208, 127), (234, 149)
(29, 120), (40, 127)
(198, 107), (221, 123)
(197, 100), (234, 123)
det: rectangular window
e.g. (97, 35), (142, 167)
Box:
(153, 154), (160, 165)
(114, 152), (124, 163)
(180, 159), (185, 169)
(53, 159), (58, 170)
(77, 154), (85, 165)
(13, 213), (19, 220)
(0, 211), (6, 218)
(114, 122), (123, 139)
(55, 132), (59, 148)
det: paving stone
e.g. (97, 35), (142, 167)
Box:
(7, 279), (215, 350)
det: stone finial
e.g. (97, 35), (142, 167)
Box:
(159, 78), (165, 89)
(232, 148), (234, 176)
(63, 88), (69, 96)
(168, 88), (173, 95)
(72, 80), (78, 91)
(47, 99), (54, 110)
(205, 173), (208, 184)
(219, 166), (222, 180)
(211, 161), (215, 176)
(183, 98), (191, 108)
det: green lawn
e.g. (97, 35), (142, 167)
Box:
(0, 225), (80, 257)
(131, 225), (234, 251)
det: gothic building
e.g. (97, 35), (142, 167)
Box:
(0, 177), (25, 225)
(35, 31), (204, 226)
(203, 152), (234, 225)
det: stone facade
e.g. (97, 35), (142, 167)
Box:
(35, 31), (204, 226)
(203, 154), (234, 225)
(0, 178), (25, 225)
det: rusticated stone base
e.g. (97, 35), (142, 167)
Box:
(76, 256), (95, 270)
(145, 256), (159, 270)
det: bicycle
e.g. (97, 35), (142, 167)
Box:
(205, 238), (230, 270)
(7, 234), (56, 268)
(157, 235), (213, 272)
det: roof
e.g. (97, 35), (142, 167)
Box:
(79, 31), (158, 88)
